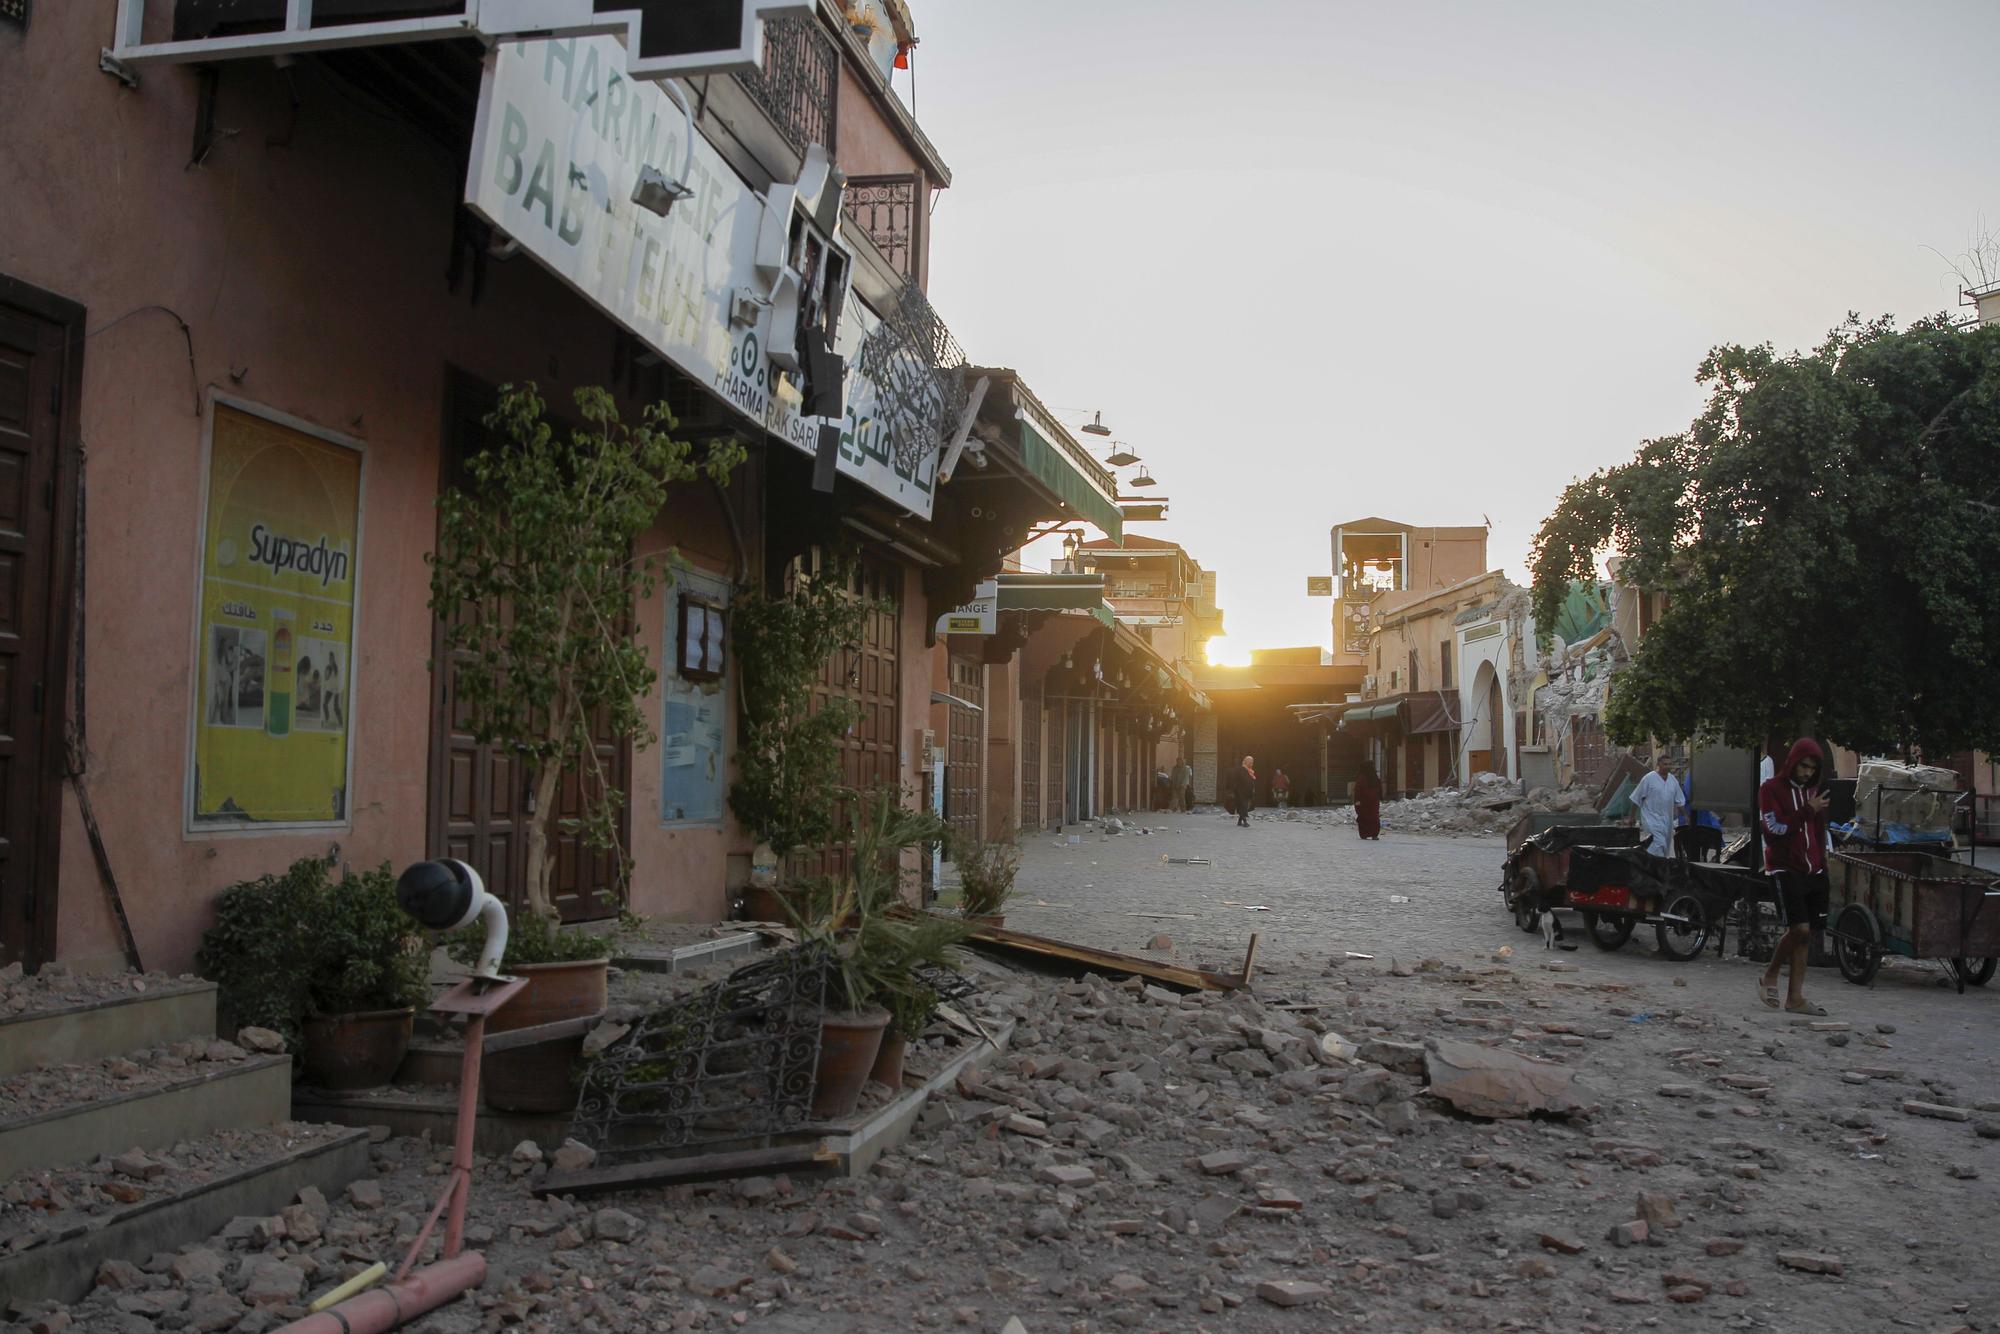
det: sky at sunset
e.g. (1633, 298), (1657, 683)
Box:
(911, 0), (1999, 661)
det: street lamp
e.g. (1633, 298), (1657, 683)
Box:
(1104, 442), (1139, 467)
(1081, 410), (1112, 437)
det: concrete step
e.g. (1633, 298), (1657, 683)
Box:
(0, 1055), (292, 1179)
(0, 982), (219, 1078)
(393, 1038), (464, 1088)
(0, 1123), (370, 1305)
(612, 931), (760, 975)
(291, 1083), (568, 1158)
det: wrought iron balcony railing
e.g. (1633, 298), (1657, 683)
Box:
(842, 174), (921, 278)
(740, 12), (837, 157)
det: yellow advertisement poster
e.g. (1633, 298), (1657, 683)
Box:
(190, 402), (363, 828)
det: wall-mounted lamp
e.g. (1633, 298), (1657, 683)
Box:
(633, 166), (695, 218)
(1081, 411), (1111, 437)
(1129, 465), (1156, 488)
(1105, 442), (1139, 467)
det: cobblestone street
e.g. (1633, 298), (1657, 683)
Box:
(1012, 808), (2000, 1076)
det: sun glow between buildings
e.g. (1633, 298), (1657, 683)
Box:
(1205, 636), (1252, 667)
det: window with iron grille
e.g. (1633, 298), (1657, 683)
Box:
(739, 12), (837, 156)
(841, 174), (921, 278)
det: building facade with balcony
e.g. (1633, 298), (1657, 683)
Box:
(0, 1), (1115, 972)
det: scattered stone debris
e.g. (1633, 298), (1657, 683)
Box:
(1421, 1037), (1591, 1119)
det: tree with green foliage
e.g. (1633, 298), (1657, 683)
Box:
(729, 560), (877, 856)
(1531, 315), (2000, 756)
(429, 384), (743, 920)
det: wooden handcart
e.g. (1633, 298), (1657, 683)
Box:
(1824, 850), (2000, 993)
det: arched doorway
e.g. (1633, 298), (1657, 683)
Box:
(1468, 661), (1506, 778)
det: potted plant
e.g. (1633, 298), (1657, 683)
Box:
(443, 903), (620, 1113)
(952, 835), (1021, 928)
(199, 856), (428, 1091)
(786, 790), (948, 1118)
(867, 910), (969, 1090)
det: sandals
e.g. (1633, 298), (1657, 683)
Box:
(1758, 981), (1780, 1010)
(1784, 1000), (1829, 1016)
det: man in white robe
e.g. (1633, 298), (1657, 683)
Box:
(1632, 753), (1686, 857)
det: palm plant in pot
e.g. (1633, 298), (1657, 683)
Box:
(786, 790), (949, 1119)
(867, 911), (970, 1090)
(952, 834), (1021, 928)
(443, 901), (621, 1113)
(199, 855), (429, 1090)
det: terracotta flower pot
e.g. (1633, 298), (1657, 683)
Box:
(483, 958), (609, 1114)
(812, 1009), (889, 1120)
(869, 1029), (907, 1090)
(300, 1008), (414, 1091)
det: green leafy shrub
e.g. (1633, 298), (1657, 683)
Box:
(198, 856), (428, 1049)
(951, 835), (1021, 918)
(730, 558), (880, 856)
(783, 790), (965, 1022)
(441, 900), (619, 971)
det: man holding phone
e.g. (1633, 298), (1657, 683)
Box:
(1757, 738), (1833, 1014)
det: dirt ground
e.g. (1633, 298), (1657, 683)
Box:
(17, 814), (2000, 1333)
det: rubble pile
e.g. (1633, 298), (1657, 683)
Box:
(0, 1041), (265, 1123)
(0, 964), (207, 1021)
(13, 944), (1992, 1331)
(0, 1125), (355, 1254)
(1321, 774), (1599, 837)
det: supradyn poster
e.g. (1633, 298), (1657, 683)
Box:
(190, 401), (362, 828)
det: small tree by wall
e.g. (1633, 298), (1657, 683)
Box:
(429, 384), (743, 921)
(729, 558), (879, 858)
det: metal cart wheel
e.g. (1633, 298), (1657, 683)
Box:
(1655, 891), (1709, 962)
(1951, 957), (1997, 988)
(1582, 911), (1635, 952)
(1511, 869), (1542, 933)
(1832, 903), (1882, 986)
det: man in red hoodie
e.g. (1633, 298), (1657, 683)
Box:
(1758, 738), (1833, 1014)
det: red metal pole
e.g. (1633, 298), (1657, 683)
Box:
(275, 1253), (487, 1334)
(445, 1012), (486, 1258)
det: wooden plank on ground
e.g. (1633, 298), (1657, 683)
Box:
(962, 922), (1248, 992)
(542, 1142), (839, 1196)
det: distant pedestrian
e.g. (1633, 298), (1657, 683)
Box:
(1354, 762), (1383, 841)
(1758, 739), (1833, 1015)
(1229, 755), (1256, 827)
(1170, 758), (1192, 813)
(1631, 752), (1686, 857)
(1271, 768), (1291, 810)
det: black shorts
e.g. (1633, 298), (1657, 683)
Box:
(1771, 870), (1829, 930)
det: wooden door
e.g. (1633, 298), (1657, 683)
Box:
(1018, 686), (1041, 832)
(427, 372), (627, 921)
(946, 654), (983, 848)
(790, 556), (901, 881)
(0, 285), (77, 969)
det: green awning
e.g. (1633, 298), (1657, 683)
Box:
(1345, 702), (1400, 722)
(1017, 420), (1123, 541)
(994, 573), (1118, 627)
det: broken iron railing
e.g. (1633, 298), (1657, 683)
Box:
(855, 276), (969, 478)
(569, 944), (830, 1162)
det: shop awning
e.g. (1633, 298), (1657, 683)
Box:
(996, 573), (1115, 625)
(1405, 690), (1463, 735)
(1016, 419), (1124, 541)
(1345, 701), (1400, 723)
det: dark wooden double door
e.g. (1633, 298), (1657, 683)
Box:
(426, 374), (626, 922)
(0, 281), (79, 969)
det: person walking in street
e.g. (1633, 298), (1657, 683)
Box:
(1354, 762), (1383, 841)
(1631, 752), (1686, 857)
(1758, 738), (1833, 1015)
(1170, 757), (1191, 814)
(1230, 755), (1256, 827)
(1271, 768), (1291, 810)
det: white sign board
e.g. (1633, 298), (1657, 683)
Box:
(935, 581), (998, 636)
(465, 36), (936, 517)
